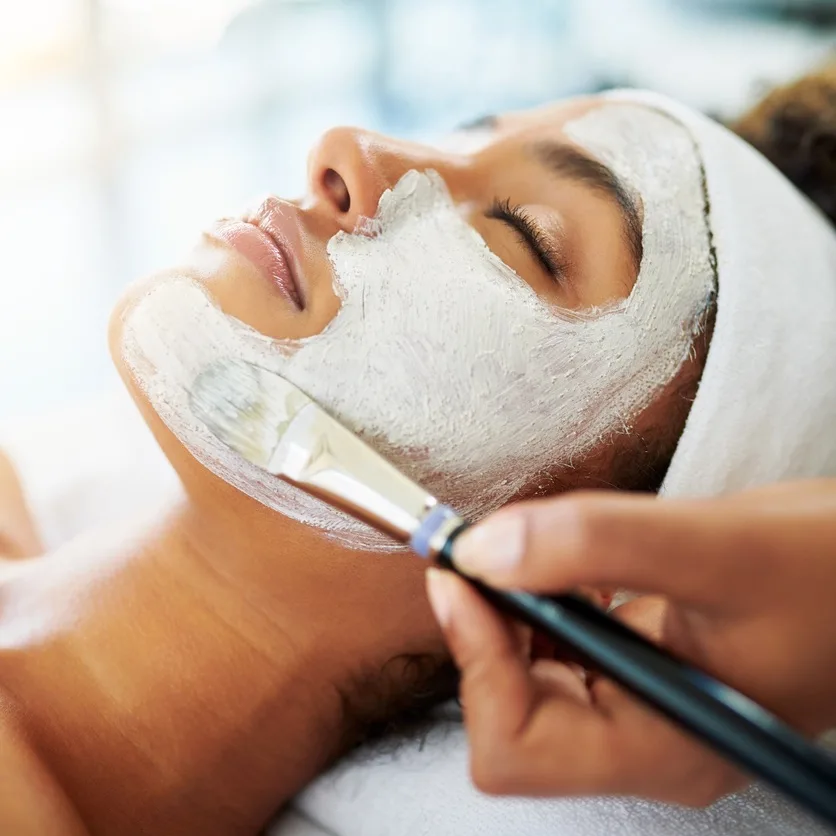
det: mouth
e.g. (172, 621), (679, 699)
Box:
(208, 198), (306, 311)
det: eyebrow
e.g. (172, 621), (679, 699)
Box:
(529, 140), (643, 272)
(458, 115), (644, 273)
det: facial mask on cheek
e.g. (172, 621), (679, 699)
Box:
(123, 102), (715, 551)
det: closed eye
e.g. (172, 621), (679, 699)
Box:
(486, 199), (567, 283)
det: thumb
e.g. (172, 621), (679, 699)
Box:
(425, 568), (538, 742)
(425, 567), (621, 797)
(451, 492), (764, 609)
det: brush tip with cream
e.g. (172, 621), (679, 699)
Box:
(188, 358), (465, 557)
(190, 358), (313, 469)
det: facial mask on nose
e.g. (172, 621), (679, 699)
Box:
(123, 102), (715, 550)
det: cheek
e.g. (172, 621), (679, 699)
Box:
(199, 246), (342, 343)
(109, 274), (159, 383)
(116, 239), (343, 359)
(569, 197), (637, 306)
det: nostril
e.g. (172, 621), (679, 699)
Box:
(323, 168), (351, 213)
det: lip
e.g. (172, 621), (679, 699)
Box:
(209, 200), (306, 310)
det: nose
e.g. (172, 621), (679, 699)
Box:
(307, 127), (453, 233)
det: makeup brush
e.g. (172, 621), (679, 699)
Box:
(188, 358), (836, 828)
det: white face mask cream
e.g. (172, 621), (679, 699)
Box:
(122, 101), (715, 550)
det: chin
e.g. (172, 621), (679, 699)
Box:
(107, 272), (186, 477)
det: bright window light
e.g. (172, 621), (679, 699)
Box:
(0, 0), (85, 89)
(101, 0), (257, 54)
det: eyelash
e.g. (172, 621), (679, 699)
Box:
(486, 198), (566, 282)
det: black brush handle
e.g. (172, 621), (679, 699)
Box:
(437, 528), (836, 829)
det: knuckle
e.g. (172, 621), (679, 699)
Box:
(451, 634), (482, 674)
(562, 497), (613, 564)
(470, 753), (512, 795)
(460, 646), (512, 693)
(469, 739), (523, 796)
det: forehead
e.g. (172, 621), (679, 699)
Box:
(455, 96), (606, 156)
(443, 97), (627, 169)
(498, 96), (604, 134)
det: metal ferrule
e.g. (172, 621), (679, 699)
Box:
(268, 401), (438, 540)
(410, 504), (466, 560)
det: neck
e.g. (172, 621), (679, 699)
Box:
(1, 490), (440, 835)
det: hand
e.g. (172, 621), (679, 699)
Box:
(425, 479), (836, 806)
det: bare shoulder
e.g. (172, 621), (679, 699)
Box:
(0, 447), (42, 558)
(0, 690), (89, 834)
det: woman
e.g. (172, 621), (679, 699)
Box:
(0, 69), (834, 836)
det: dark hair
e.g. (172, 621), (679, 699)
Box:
(338, 650), (459, 751)
(733, 63), (836, 228)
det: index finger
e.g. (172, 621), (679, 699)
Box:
(452, 492), (772, 609)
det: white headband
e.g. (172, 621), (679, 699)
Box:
(610, 91), (836, 497)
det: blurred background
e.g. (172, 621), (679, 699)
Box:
(1, 0), (834, 420)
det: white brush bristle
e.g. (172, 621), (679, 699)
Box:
(189, 359), (310, 468)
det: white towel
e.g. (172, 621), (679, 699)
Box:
(272, 706), (830, 836)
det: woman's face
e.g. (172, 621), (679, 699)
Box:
(112, 93), (714, 547)
(172, 96), (639, 346)
(114, 97), (640, 383)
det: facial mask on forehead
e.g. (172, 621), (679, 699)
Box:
(123, 102), (715, 550)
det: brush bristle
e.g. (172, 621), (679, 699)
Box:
(189, 359), (311, 468)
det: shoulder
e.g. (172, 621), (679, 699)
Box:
(0, 447), (42, 558)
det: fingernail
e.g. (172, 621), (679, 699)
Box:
(453, 513), (526, 579)
(426, 567), (456, 628)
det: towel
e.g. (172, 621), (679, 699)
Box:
(270, 706), (830, 836)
